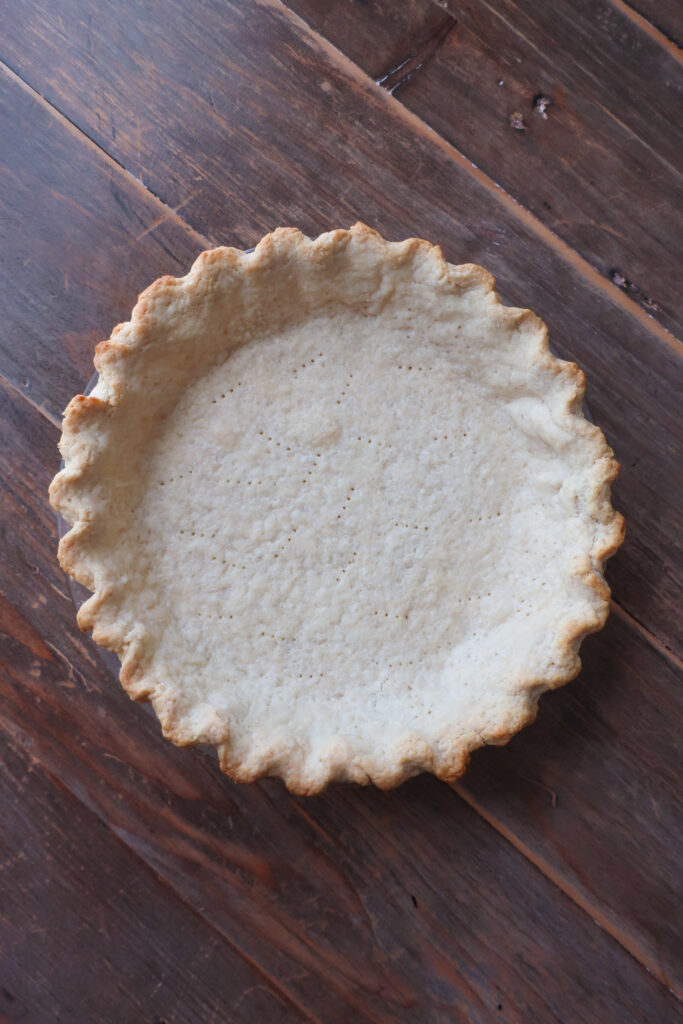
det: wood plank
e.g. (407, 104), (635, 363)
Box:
(456, 610), (683, 992)
(285, 0), (683, 335)
(1, 364), (682, 1007)
(0, 387), (379, 1024)
(4, 0), (681, 337)
(0, 7), (680, 648)
(621, 0), (682, 46)
(2, 3), (680, 1017)
(0, 727), (308, 1023)
(282, 0), (448, 80)
(0, 69), (204, 422)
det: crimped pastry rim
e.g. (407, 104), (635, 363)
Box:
(49, 223), (625, 793)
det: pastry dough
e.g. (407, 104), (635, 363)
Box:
(50, 224), (624, 793)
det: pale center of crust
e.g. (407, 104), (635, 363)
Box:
(123, 308), (591, 758)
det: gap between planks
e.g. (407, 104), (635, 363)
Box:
(1, 371), (62, 429)
(268, 0), (683, 356)
(2, 55), (681, 675)
(431, 0), (682, 184)
(0, 709), (326, 1024)
(3, 53), (682, 358)
(9, 356), (682, 677)
(451, 780), (681, 1000)
(607, 0), (683, 59)
(0, 667), (679, 1006)
(611, 601), (683, 670)
(433, 0), (682, 68)
(0, 63), (210, 252)
(4, 350), (682, 998)
(4, 40), (682, 986)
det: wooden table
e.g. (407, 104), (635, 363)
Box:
(1, 2), (681, 1021)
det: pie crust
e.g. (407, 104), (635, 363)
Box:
(50, 224), (624, 793)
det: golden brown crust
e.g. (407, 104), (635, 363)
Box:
(50, 223), (624, 795)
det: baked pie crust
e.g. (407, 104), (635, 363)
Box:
(50, 224), (624, 793)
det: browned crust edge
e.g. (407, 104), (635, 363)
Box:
(49, 223), (625, 795)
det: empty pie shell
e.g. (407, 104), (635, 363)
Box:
(50, 224), (624, 794)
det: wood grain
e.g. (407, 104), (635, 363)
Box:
(0, 734), (306, 1023)
(287, 0), (683, 74)
(621, 0), (682, 46)
(0, 71), (203, 422)
(5, 702), (676, 1024)
(285, 0), (683, 334)
(1, 4), (682, 1016)
(0, 5), (680, 650)
(1, 341), (681, 1008)
(284, 0), (450, 80)
(457, 610), (683, 992)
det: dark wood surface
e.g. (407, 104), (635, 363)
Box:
(288, 0), (683, 334)
(4, 3), (683, 652)
(1, 2), (681, 1021)
(622, 0), (682, 47)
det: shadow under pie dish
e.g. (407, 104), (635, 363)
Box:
(49, 223), (624, 794)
